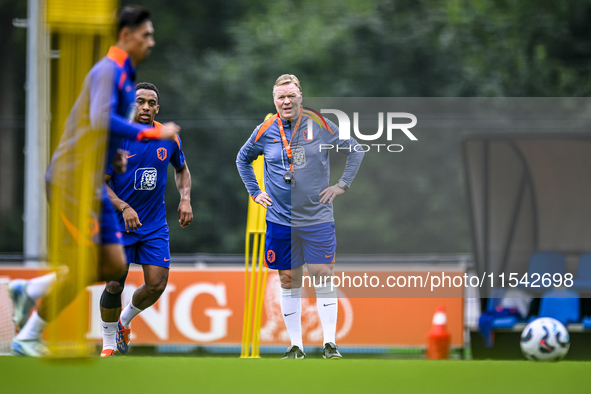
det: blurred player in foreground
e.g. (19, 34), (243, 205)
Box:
(100, 82), (192, 357)
(11, 5), (180, 357)
(236, 74), (364, 359)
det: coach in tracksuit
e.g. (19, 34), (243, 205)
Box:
(236, 74), (364, 359)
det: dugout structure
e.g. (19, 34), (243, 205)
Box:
(463, 131), (591, 296)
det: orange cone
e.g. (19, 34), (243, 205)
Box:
(426, 304), (451, 360)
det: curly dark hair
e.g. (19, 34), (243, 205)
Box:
(136, 82), (159, 102)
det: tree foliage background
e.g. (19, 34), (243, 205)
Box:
(2, 0), (591, 255)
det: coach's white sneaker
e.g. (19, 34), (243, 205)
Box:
(12, 338), (51, 357)
(323, 342), (342, 359)
(281, 345), (306, 359)
(8, 279), (36, 331)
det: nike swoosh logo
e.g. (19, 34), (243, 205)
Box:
(284, 312), (296, 316)
(325, 254), (333, 258)
(323, 303), (336, 307)
(164, 258), (170, 261)
(126, 154), (136, 159)
(273, 139), (280, 143)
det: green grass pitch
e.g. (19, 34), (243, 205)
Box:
(2, 357), (590, 393)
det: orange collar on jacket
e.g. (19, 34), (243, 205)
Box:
(107, 46), (129, 67)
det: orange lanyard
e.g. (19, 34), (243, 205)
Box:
(277, 108), (304, 173)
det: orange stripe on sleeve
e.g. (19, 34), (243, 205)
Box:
(254, 114), (278, 143)
(118, 72), (127, 90)
(137, 127), (161, 140)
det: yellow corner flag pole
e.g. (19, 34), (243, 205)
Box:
(240, 114), (273, 358)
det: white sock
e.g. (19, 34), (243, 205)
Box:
(16, 311), (47, 341)
(120, 301), (143, 327)
(280, 287), (303, 350)
(101, 320), (118, 351)
(25, 273), (57, 301)
(315, 283), (338, 345)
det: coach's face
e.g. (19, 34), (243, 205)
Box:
(135, 89), (159, 125)
(274, 82), (302, 121)
(125, 20), (155, 66)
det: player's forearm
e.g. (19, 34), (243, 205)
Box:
(104, 182), (129, 211)
(175, 164), (192, 201)
(90, 103), (154, 141)
(110, 115), (156, 141)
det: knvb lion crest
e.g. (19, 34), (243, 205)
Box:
(292, 146), (306, 169)
(134, 168), (157, 190)
(157, 147), (167, 161)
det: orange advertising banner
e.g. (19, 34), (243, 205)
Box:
(0, 267), (464, 347)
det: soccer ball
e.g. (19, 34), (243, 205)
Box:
(520, 317), (570, 361)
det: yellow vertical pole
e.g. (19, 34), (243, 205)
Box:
(45, 0), (116, 358)
(240, 114), (272, 358)
(251, 234), (267, 357)
(240, 229), (252, 357)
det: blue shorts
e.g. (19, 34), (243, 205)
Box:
(100, 189), (123, 245)
(264, 221), (336, 270)
(122, 225), (171, 268)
